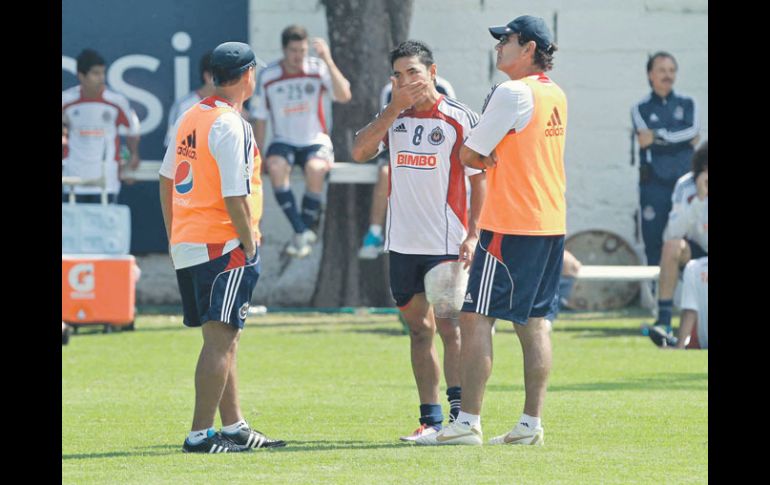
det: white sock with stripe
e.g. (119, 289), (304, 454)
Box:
(455, 411), (481, 428)
(518, 413), (541, 430)
(187, 427), (213, 445)
(221, 419), (248, 434)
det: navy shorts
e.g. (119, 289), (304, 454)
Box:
(462, 230), (565, 325)
(389, 251), (458, 308)
(175, 246), (261, 329)
(266, 142), (334, 168)
(685, 238), (707, 261)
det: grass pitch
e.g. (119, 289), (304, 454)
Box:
(62, 309), (707, 484)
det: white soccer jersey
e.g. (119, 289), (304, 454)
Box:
(250, 58), (333, 147)
(664, 172), (708, 252)
(681, 257), (708, 349)
(384, 96), (482, 255)
(62, 86), (140, 195)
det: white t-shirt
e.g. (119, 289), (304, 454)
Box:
(664, 172), (708, 252)
(383, 95), (482, 255)
(681, 257), (708, 349)
(159, 98), (256, 269)
(464, 78), (535, 157)
(250, 58), (334, 147)
(62, 86), (140, 195)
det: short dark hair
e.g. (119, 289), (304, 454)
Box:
(76, 49), (105, 75)
(516, 35), (557, 71)
(199, 51), (213, 83)
(281, 25), (308, 48)
(647, 51), (677, 73)
(390, 40), (434, 69)
(692, 140), (708, 177)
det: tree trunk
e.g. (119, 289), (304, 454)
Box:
(313, 0), (413, 307)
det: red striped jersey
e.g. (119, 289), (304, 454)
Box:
(250, 58), (333, 147)
(384, 95), (482, 255)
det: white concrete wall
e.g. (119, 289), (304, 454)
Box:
(199, 0), (708, 307)
(249, 0), (707, 253)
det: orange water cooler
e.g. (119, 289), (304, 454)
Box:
(62, 254), (139, 332)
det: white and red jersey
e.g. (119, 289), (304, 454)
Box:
(250, 58), (333, 147)
(62, 86), (140, 195)
(383, 95), (481, 255)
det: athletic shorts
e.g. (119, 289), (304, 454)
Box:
(266, 142), (334, 168)
(389, 251), (458, 308)
(684, 238), (707, 263)
(461, 230), (565, 325)
(175, 246), (261, 329)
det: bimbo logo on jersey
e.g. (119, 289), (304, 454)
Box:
(396, 151), (438, 170)
(175, 160), (194, 194)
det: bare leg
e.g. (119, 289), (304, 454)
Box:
(401, 294), (440, 404)
(218, 331), (243, 426)
(514, 317), (552, 417)
(676, 309), (698, 349)
(304, 158), (331, 194)
(266, 155), (292, 189)
(191, 322), (239, 431)
(370, 164), (389, 226)
(458, 311), (495, 415)
(435, 316), (461, 388)
(658, 239), (691, 299)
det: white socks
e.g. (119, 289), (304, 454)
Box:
(519, 413), (541, 430)
(455, 411), (481, 428)
(187, 428), (212, 444)
(369, 224), (383, 237)
(221, 419), (248, 434)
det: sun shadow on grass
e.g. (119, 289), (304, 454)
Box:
(62, 441), (408, 460)
(262, 440), (410, 453)
(553, 325), (644, 338)
(487, 372), (707, 393)
(63, 444), (180, 460)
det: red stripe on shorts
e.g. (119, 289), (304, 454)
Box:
(224, 247), (246, 271)
(488, 232), (504, 261)
(207, 243), (225, 260)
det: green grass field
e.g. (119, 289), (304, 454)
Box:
(62, 309), (707, 484)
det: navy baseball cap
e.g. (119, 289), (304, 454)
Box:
(210, 41), (257, 84)
(489, 15), (554, 50)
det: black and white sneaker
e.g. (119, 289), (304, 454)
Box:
(223, 426), (286, 449)
(648, 325), (679, 348)
(182, 432), (250, 453)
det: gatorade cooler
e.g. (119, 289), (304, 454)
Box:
(62, 254), (139, 331)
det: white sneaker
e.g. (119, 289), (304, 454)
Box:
(488, 423), (544, 446)
(288, 230), (317, 258)
(399, 423), (439, 442)
(414, 421), (483, 446)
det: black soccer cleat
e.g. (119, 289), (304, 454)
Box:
(223, 426), (286, 449)
(648, 325), (679, 348)
(182, 432), (251, 453)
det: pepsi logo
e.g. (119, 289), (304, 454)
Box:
(175, 161), (194, 194)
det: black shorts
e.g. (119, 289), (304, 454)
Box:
(389, 251), (458, 308)
(175, 246), (261, 329)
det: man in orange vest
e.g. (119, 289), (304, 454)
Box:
(159, 41), (285, 453)
(417, 15), (567, 447)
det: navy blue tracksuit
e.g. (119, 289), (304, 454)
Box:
(631, 90), (699, 265)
